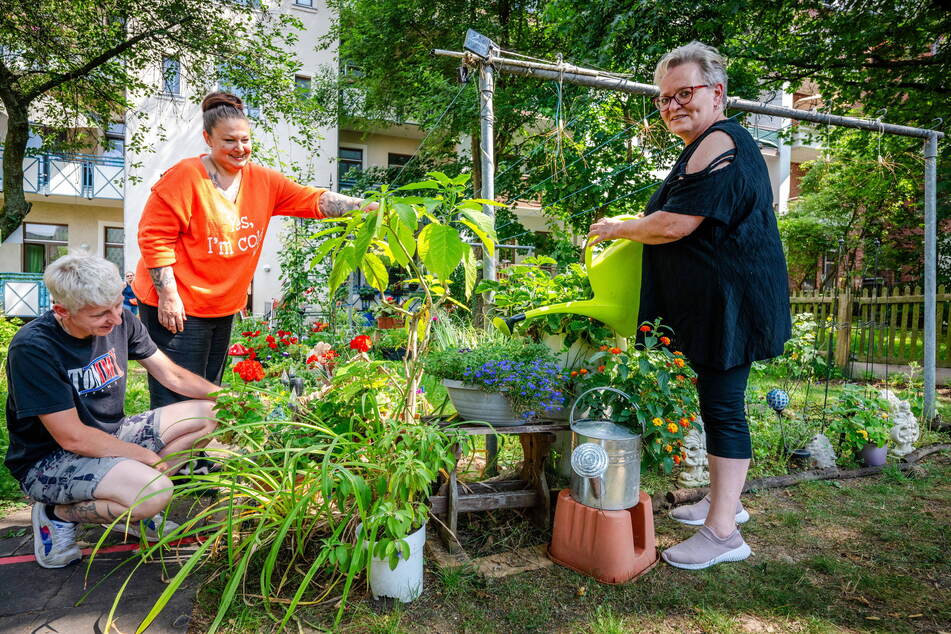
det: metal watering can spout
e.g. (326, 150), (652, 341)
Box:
(492, 214), (643, 337)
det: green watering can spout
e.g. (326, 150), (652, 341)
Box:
(493, 214), (644, 338)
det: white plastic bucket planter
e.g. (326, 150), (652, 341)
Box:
(368, 522), (426, 603)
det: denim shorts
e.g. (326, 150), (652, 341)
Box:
(21, 410), (165, 505)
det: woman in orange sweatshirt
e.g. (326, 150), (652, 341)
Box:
(135, 91), (373, 409)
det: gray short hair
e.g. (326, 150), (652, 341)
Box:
(44, 254), (124, 312)
(654, 41), (728, 102)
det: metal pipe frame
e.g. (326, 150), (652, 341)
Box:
(436, 47), (943, 423)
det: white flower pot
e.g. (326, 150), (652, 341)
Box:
(368, 522), (426, 603)
(442, 379), (522, 426)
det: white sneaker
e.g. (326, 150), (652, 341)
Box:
(32, 504), (81, 569)
(669, 494), (750, 526)
(103, 513), (180, 541)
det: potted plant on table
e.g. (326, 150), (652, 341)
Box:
(573, 320), (701, 474)
(423, 336), (567, 425)
(370, 295), (406, 329)
(826, 383), (891, 467)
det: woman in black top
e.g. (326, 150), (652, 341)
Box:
(588, 42), (790, 570)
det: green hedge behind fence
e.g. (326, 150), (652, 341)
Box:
(790, 285), (951, 368)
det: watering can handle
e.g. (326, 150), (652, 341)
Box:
(569, 386), (645, 436)
(584, 213), (642, 271)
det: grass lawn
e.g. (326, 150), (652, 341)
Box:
(191, 456), (951, 633)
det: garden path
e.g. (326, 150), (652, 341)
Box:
(0, 503), (196, 633)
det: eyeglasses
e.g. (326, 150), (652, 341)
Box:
(653, 85), (710, 111)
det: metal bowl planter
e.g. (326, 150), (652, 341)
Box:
(441, 379), (522, 427)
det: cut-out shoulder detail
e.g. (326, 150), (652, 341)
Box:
(686, 130), (736, 175)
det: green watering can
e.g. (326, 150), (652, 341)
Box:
(492, 215), (644, 338)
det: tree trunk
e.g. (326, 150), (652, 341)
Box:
(1, 103), (33, 241)
(834, 281), (852, 371)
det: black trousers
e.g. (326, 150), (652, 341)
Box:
(692, 362), (752, 459)
(140, 304), (235, 408)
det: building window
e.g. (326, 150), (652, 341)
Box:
(294, 75), (311, 99)
(294, 0), (314, 6)
(338, 147), (363, 188)
(23, 223), (68, 273)
(217, 66), (260, 118)
(388, 153), (412, 170)
(103, 122), (125, 159)
(104, 227), (125, 274)
(162, 57), (181, 95)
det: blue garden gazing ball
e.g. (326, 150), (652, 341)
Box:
(766, 388), (789, 412)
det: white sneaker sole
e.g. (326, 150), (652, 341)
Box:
(662, 542), (753, 570)
(670, 508), (750, 526)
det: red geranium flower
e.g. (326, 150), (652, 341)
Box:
(234, 359), (265, 382)
(639, 325), (651, 333)
(268, 342), (278, 350)
(597, 364), (606, 372)
(228, 343), (250, 356)
(610, 347), (622, 355)
(349, 334), (372, 352)
(265, 335), (276, 344)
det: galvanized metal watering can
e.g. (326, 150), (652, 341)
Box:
(492, 214), (643, 337)
(569, 387), (644, 511)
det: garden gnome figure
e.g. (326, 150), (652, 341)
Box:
(677, 420), (709, 487)
(804, 433), (837, 469)
(880, 389), (919, 459)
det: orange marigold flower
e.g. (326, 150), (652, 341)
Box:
(652, 417), (664, 427)
(639, 324), (651, 333)
(570, 370), (579, 377)
(680, 417), (690, 427)
(674, 358), (685, 367)
(667, 422), (678, 434)
(664, 444), (673, 453)
(579, 368), (588, 375)
(597, 365), (606, 373)
(610, 347), (622, 354)
(672, 454), (682, 465)
(673, 350), (684, 356)
(659, 336), (671, 346)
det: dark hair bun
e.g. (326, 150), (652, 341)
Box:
(201, 91), (244, 113)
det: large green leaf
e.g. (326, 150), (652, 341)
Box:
(308, 236), (344, 269)
(328, 244), (356, 292)
(393, 202), (418, 231)
(417, 223), (466, 282)
(361, 252), (389, 291)
(459, 214), (496, 257)
(461, 245), (477, 299)
(386, 222), (416, 266)
(395, 180), (439, 191)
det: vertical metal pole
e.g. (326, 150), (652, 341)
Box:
(923, 133), (938, 424)
(478, 55), (499, 475)
(478, 55), (497, 293)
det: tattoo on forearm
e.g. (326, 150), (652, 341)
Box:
(148, 266), (177, 292)
(61, 500), (120, 524)
(319, 191), (366, 218)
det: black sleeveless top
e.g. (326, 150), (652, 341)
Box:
(639, 118), (791, 370)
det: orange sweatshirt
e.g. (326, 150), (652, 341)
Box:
(133, 156), (326, 317)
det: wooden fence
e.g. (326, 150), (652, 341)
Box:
(789, 285), (951, 368)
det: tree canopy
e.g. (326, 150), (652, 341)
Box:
(0, 0), (330, 239)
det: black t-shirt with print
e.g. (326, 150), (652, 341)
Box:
(3, 310), (157, 481)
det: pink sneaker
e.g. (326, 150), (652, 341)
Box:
(669, 494), (749, 526)
(662, 526), (752, 570)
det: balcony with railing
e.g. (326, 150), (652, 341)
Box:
(0, 145), (124, 200)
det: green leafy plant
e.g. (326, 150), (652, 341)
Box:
(477, 255), (612, 349)
(424, 337), (567, 418)
(826, 383), (891, 456)
(576, 320), (700, 473)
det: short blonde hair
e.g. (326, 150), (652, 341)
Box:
(654, 41), (728, 101)
(44, 254), (124, 312)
